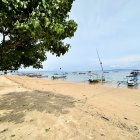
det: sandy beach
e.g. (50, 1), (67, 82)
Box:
(0, 75), (140, 140)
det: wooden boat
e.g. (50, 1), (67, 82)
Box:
(52, 75), (66, 80)
(130, 70), (140, 76)
(26, 73), (42, 78)
(88, 78), (101, 83)
(104, 71), (109, 74)
(88, 49), (105, 83)
(88, 72), (105, 83)
(79, 72), (86, 75)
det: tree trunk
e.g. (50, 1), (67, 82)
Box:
(0, 32), (5, 70)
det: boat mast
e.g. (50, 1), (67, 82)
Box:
(96, 48), (105, 81)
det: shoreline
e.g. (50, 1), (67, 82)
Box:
(0, 75), (140, 139)
(2, 68), (137, 89)
(5, 75), (138, 95)
(7, 74), (140, 91)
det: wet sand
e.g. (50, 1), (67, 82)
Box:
(0, 75), (140, 140)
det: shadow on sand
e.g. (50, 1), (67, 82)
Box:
(0, 90), (75, 123)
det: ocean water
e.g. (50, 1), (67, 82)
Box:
(12, 69), (140, 89)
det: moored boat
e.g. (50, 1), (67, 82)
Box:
(130, 70), (140, 76)
(52, 75), (66, 80)
(126, 75), (138, 86)
(88, 49), (105, 83)
(88, 79), (101, 83)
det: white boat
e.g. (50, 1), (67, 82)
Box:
(126, 75), (138, 86)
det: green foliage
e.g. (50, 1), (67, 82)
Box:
(0, 0), (77, 70)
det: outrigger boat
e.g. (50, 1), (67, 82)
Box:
(88, 79), (101, 83)
(51, 75), (66, 80)
(126, 75), (138, 86)
(89, 49), (105, 83)
(79, 72), (86, 75)
(130, 70), (140, 76)
(52, 67), (67, 80)
(26, 73), (42, 78)
(126, 70), (140, 87)
(88, 73), (101, 83)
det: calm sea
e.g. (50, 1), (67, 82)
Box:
(12, 70), (140, 89)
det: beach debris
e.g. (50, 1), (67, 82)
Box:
(133, 126), (138, 131)
(45, 128), (50, 133)
(77, 99), (81, 102)
(84, 97), (87, 103)
(28, 132), (32, 135)
(0, 128), (8, 133)
(85, 111), (89, 114)
(91, 113), (94, 117)
(136, 104), (140, 107)
(116, 121), (139, 132)
(124, 117), (128, 120)
(30, 119), (34, 122)
(11, 134), (15, 137)
(101, 115), (110, 121)
(101, 133), (105, 136)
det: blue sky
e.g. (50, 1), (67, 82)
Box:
(44, 0), (140, 71)
(1, 0), (140, 71)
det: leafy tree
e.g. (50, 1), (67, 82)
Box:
(0, 0), (77, 70)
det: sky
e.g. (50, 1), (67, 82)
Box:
(1, 0), (140, 71)
(43, 0), (140, 71)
